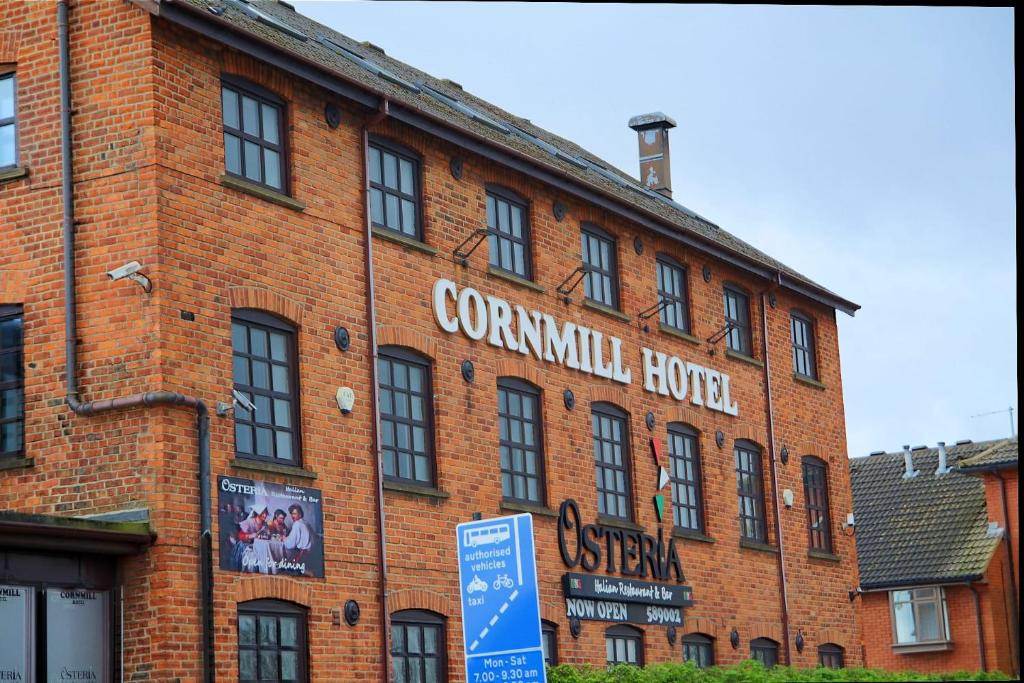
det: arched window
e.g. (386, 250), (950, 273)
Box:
(605, 625), (643, 667)
(369, 136), (423, 240)
(790, 311), (818, 379)
(486, 185), (533, 279)
(723, 284), (753, 356)
(541, 620), (558, 667)
(818, 643), (844, 668)
(802, 456), (833, 553)
(734, 440), (767, 543)
(750, 637), (779, 668)
(392, 609), (447, 682)
(497, 378), (545, 505)
(667, 423), (704, 534)
(237, 600), (308, 682)
(0, 305), (23, 459)
(221, 75), (288, 193)
(681, 633), (714, 669)
(591, 402), (633, 521)
(232, 309), (301, 465)
(581, 223), (620, 310)
(378, 347), (435, 486)
(656, 255), (691, 333)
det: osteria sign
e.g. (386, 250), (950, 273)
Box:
(432, 278), (740, 416)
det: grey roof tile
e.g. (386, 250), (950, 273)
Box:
(849, 440), (1005, 589)
(167, 0), (858, 313)
(957, 438), (1018, 472)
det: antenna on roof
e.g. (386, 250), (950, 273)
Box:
(970, 406), (1017, 438)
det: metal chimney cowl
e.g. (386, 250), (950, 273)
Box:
(935, 441), (951, 476)
(902, 444), (920, 479)
(629, 112), (677, 199)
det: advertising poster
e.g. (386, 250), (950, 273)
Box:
(0, 585), (33, 682)
(218, 475), (325, 578)
(45, 588), (110, 683)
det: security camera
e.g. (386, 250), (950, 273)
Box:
(232, 389), (257, 413)
(107, 261), (142, 281)
(216, 390), (258, 418)
(107, 261), (152, 293)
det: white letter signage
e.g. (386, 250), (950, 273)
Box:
(432, 279), (740, 416)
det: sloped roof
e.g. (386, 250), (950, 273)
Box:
(849, 440), (1003, 590)
(152, 0), (859, 315)
(957, 437), (1018, 473)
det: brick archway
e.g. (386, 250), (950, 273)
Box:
(228, 286), (304, 326)
(388, 588), (450, 616)
(494, 359), (545, 389)
(377, 326), (438, 359)
(235, 576), (313, 607)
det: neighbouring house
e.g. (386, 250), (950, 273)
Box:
(851, 438), (1019, 676)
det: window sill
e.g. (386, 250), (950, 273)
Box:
(371, 226), (438, 255)
(657, 324), (701, 346)
(0, 456), (34, 472)
(725, 349), (764, 368)
(892, 640), (952, 654)
(500, 500), (558, 518)
(382, 479), (450, 500)
(582, 299), (631, 323)
(808, 550), (841, 562)
(220, 174), (306, 212)
(672, 528), (715, 544)
(739, 539), (778, 554)
(597, 514), (644, 532)
(487, 266), (545, 294)
(230, 457), (318, 480)
(793, 373), (826, 390)
(0, 166), (29, 184)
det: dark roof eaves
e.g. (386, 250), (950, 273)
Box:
(859, 574), (986, 591)
(958, 461), (1017, 474)
(155, 0), (861, 316)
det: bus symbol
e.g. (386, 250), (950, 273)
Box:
(463, 524), (511, 548)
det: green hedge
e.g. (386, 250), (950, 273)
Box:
(545, 661), (1012, 682)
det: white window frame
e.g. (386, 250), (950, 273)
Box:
(889, 586), (952, 652)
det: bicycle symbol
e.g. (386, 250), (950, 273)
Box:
(492, 573), (513, 590)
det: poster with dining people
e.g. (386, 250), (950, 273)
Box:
(218, 475), (325, 578)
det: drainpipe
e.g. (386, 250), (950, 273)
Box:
(58, 2), (214, 681)
(760, 275), (791, 663)
(993, 471), (1019, 674)
(362, 98), (392, 681)
(969, 583), (988, 672)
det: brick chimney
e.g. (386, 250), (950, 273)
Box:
(628, 112), (677, 198)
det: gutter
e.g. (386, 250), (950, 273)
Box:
(58, 2), (214, 681)
(760, 275), (791, 664)
(362, 99), (393, 682)
(147, 0), (860, 317)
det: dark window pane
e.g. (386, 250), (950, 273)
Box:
(593, 405), (631, 520)
(735, 443), (766, 543)
(222, 80), (287, 194)
(582, 226), (619, 308)
(379, 349), (434, 486)
(232, 311), (300, 465)
(724, 287), (752, 355)
(238, 603), (307, 683)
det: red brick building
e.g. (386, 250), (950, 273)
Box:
(1, 1), (864, 680)
(851, 439), (1019, 676)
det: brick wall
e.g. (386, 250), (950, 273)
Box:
(1, 0), (864, 679)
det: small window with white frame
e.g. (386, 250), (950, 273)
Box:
(890, 586), (950, 646)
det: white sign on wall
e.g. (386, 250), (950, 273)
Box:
(45, 589), (110, 683)
(0, 585), (34, 682)
(433, 278), (739, 416)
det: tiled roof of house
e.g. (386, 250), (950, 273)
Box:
(957, 437), (1018, 473)
(849, 440), (1004, 590)
(156, 0), (859, 315)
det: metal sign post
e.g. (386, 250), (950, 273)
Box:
(457, 514), (547, 683)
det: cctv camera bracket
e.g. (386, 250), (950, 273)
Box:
(127, 272), (153, 293)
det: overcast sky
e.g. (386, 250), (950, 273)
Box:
(294, 2), (1017, 457)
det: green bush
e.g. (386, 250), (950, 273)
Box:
(545, 660), (1012, 683)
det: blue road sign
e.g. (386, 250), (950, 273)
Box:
(457, 513), (547, 683)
